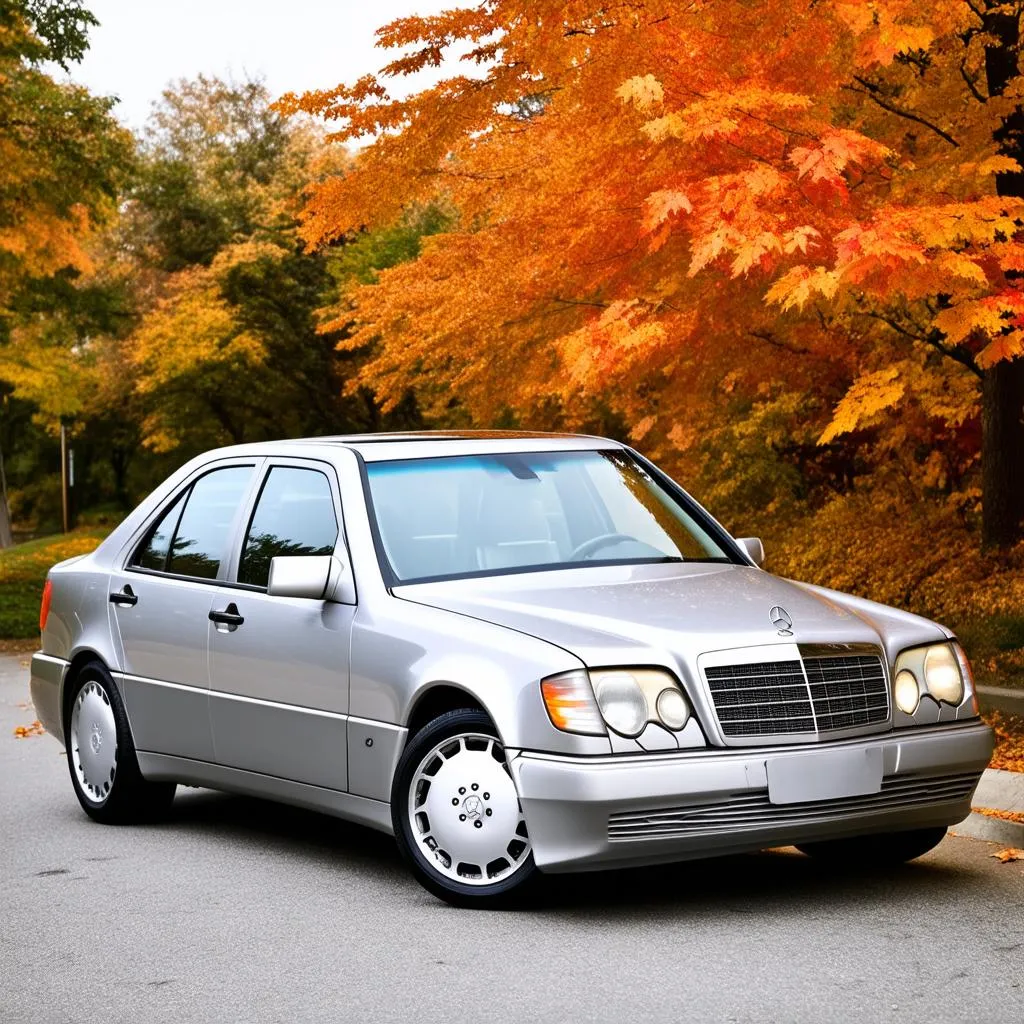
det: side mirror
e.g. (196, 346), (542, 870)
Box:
(736, 537), (765, 568)
(267, 555), (347, 600)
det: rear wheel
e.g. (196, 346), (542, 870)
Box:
(392, 709), (537, 908)
(65, 661), (176, 824)
(796, 826), (948, 866)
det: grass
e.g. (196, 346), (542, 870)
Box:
(0, 527), (109, 639)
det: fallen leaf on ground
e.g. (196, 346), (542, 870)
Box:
(13, 721), (45, 738)
(982, 711), (1024, 774)
(975, 807), (1024, 824)
(991, 848), (1023, 863)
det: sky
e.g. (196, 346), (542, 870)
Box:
(64, 0), (450, 130)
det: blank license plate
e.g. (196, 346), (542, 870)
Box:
(766, 747), (883, 805)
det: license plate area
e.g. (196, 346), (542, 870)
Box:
(766, 747), (883, 805)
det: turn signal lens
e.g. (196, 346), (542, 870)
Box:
(39, 579), (53, 633)
(894, 669), (920, 715)
(540, 671), (605, 736)
(924, 644), (964, 705)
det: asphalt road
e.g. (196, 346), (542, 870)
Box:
(2, 654), (1022, 1024)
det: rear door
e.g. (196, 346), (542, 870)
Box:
(207, 459), (355, 790)
(109, 461), (258, 761)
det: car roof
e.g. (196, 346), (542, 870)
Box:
(200, 431), (625, 463)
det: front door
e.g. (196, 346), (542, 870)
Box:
(110, 463), (257, 761)
(208, 461), (355, 790)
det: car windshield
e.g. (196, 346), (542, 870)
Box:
(365, 449), (735, 583)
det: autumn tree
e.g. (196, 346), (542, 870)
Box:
(106, 77), (425, 455)
(282, 0), (1024, 549)
(0, 0), (131, 544)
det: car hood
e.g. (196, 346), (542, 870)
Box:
(394, 562), (946, 667)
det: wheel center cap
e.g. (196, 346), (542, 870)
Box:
(462, 794), (483, 820)
(90, 723), (102, 754)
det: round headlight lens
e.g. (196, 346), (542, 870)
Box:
(655, 687), (689, 731)
(594, 673), (647, 736)
(894, 669), (920, 715)
(924, 645), (964, 704)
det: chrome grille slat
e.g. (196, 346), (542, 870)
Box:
(607, 772), (979, 841)
(704, 653), (889, 739)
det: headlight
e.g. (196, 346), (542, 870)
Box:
(893, 669), (920, 714)
(593, 672), (647, 736)
(893, 641), (971, 716)
(589, 668), (691, 736)
(924, 645), (964, 705)
(542, 667), (693, 737)
(656, 687), (690, 730)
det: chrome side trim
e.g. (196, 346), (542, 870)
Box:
(135, 752), (394, 834)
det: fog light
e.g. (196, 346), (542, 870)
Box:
(656, 688), (689, 731)
(894, 669), (920, 714)
(924, 644), (964, 705)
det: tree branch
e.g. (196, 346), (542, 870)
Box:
(847, 77), (960, 148)
(960, 59), (988, 103)
(855, 310), (984, 379)
(748, 329), (811, 355)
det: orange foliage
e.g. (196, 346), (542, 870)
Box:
(281, 0), (1021, 465)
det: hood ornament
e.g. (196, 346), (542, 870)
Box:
(770, 605), (793, 636)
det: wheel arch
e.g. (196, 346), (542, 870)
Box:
(404, 683), (491, 742)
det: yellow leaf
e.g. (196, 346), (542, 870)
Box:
(616, 74), (664, 112)
(978, 156), (1022, 176)
(819, 368), (905, 444)
(641, 189), (692, 232)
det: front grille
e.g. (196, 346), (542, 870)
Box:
(804, 655), (889, 731)
(704, 653), (889, 739)
(607, 771), (979, 842)
(705, 661), (814, 737)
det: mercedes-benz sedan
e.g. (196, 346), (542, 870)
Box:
(31, 432), (993, 906)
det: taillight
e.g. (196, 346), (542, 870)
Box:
(39, 579), (53, 633)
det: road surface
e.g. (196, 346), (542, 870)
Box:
(2, 653), (1021, 1023)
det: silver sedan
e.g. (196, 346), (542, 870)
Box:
(31, 433), (993, 906)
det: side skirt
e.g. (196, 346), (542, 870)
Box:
(136, 751), (394, 835)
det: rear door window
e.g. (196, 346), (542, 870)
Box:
(237, 466), (339, 587)
(132, 490), (187, 571)
(132, 466), (253, 579)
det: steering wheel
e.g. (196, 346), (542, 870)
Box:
(569, 532), (640, 561)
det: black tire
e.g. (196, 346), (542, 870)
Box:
(392, 708), (538, 908)
(64, 660), (176, 824)
(796, 826), (948, 866)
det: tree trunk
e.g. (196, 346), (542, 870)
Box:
(982, 359), (1024, 547)
(0, 437), (12, 549)
(982, 5), (1024, 548)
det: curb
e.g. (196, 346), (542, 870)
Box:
(977, 685), (1024, 717)
(955, 813), (1024, 846)
(961, 766), (1024, 846)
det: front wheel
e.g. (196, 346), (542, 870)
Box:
(796, 826), (948, 866)
(392, 709), (537, 908)
(65, 661), (176, 824)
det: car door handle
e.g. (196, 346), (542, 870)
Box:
(109, 585), (138, 607)
(209, 603), (244, 627)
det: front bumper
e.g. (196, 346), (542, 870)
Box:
(509, 721), (994, 873)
